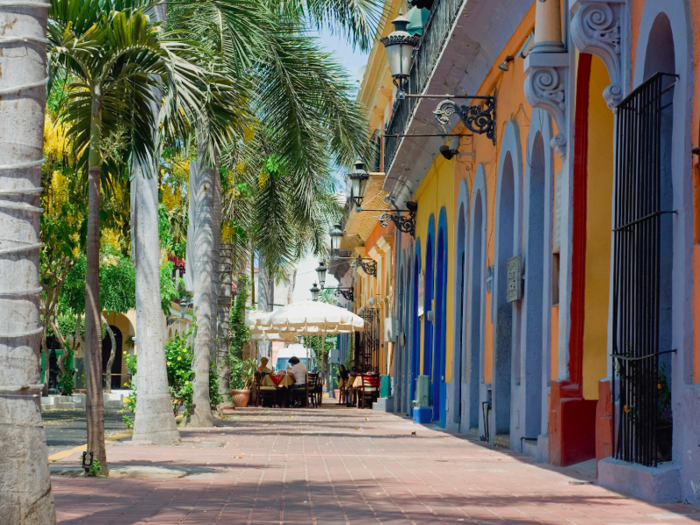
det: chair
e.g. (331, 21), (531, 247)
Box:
(291, 373), (309, 407)
(254, 372), (277, 407)
(307, 373), (319, 408)
(359, 373), (379, 409)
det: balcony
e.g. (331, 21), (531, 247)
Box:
(383, 0), (465, 174)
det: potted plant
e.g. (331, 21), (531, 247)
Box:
(230, 357), (256, 408)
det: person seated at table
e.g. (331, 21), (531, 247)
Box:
(257, 357), (272, 374)
(287, 356), (307, 406)
(337, 364), (349, 389)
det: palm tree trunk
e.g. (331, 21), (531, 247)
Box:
(217, 243), (233, 403)
(131, 160), (180, 444)
(187, 145), (215, 427)
(101, 313), (116, 393)
(83, 93), (108, 473)
(0, 4), (56, 519)
(257, 256), (273, 359)
(210, 172), (221, 363)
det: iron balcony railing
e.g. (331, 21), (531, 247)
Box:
(383, 0), (465, 172)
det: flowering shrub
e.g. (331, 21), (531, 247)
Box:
(165, 330), (195, 415)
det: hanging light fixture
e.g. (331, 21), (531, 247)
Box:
(381, 10), (420, 98)
(329, 223), (344, 259)
(310, 282), (321, 302)
(347, 160), (369, 212)
(315, 261), (328, 289)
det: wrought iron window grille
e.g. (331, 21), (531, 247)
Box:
(611, 71), (677, 468)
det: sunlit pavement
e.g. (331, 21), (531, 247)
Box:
(50, 402), (700, 524)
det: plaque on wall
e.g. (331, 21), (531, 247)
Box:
(507, 255), (522, 303)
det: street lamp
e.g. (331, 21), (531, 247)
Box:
(315, 261), (328, 289)
(310, 282), (321, 302)
(347, 160), (369, 212)
(329, 223), (344, 260)
(380, 10), (420, 98)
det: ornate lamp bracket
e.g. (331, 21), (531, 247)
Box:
(335, 288), (355, 302)
(352, 257), (377, 277)
(433, 96), (496, 144)
(571, 0), (625, 110)
(524, 52), (569, 158)
(379, 209), (416, 237)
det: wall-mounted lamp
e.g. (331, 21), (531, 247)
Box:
(310, 282), (321, 302)
(315, 261), (328, 289)
(498, 55), (514, 72)
(347, 160), (369, 212)
(439, 135), (461, 160)
(329, 223), (344, 259)
(380, 10), (420, 98)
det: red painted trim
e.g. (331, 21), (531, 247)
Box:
(568, 53), (593, 393)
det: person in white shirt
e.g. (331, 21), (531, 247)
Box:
(287, 356), (307, 406)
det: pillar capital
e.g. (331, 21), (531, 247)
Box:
(570, 0), (626, 109)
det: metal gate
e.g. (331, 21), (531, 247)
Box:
(359, 308), (380, 372)
(612, 72), (676, 467)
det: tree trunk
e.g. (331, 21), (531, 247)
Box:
(41, 322), (50, 396)
(101, 313), (116, 393)
(210, 171), (221, 362)
(186, 146), (215, 427)
(0, 3), (56, 518)
(131, 160), (180, 444)
(83, 90), (107, 472)
(257, 256), (274, 360)
(217, 243), (233, 403)
(250, 249), (255, 306)
(52, 318), (68, 377)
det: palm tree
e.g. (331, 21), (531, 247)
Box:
(47, 0), (225, 469)
(0, 2), (57, 521)
(167, 0), (378, 423)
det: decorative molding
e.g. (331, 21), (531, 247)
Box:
(524, 53), (569, 158)
(570, 0), (625, 109)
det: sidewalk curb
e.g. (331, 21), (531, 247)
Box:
(48, 430), (133, 463)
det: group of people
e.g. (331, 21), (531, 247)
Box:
(256, 356), (309, 406)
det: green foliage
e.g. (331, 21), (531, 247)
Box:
(160, 262), (182, 315)
(123, 353), (137, 428)
(58, 349), (74, 395)
(229, 356), (256, 390)
(304, 335), (334, 362)
(229, 275), (251, 358)
(88, 459), (105, 477)
(209, 359), (223, 408)
(165, 330), (195, 414)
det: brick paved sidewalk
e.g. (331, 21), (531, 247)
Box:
(51, 403), (700, 525)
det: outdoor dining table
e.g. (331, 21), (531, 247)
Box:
(261, 372), (295, 389)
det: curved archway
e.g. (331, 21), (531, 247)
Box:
(434, 208), (448, 425)
(492, 121), (523, 445)
(467, 165), (488, 435)
(452, 179), (469, 430)
(424, 215), (436, 410)
(411, 240), (422, 403)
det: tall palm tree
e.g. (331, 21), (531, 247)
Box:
(167, 0), (378, 424)
(0, 2), (57, 522)
(47, 0), (226, 469)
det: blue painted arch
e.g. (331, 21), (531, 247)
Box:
(423, 215), (436, 408)
(411, 240), (422, 403)
(434, 208), (448, 426)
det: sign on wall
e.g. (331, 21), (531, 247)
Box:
(507, 255), (522, 303)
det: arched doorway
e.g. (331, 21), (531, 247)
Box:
(411, 241), (422, 404)
(521, 127), (547, 447)
(423, 217), (435, 411)
(434, 208), (448, 425)
(468, 187), (486, 434)
(453, 187), (469, 430)
(494, 153), (516, 443)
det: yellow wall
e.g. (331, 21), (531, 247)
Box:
(581, 56), (614, 400)
(414, 156), (456, 379)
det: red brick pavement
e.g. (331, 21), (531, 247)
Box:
(51, 403), (700, 524)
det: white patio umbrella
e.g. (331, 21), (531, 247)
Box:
(246, 310), (298, 342)
(255, 301), (365, 336)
